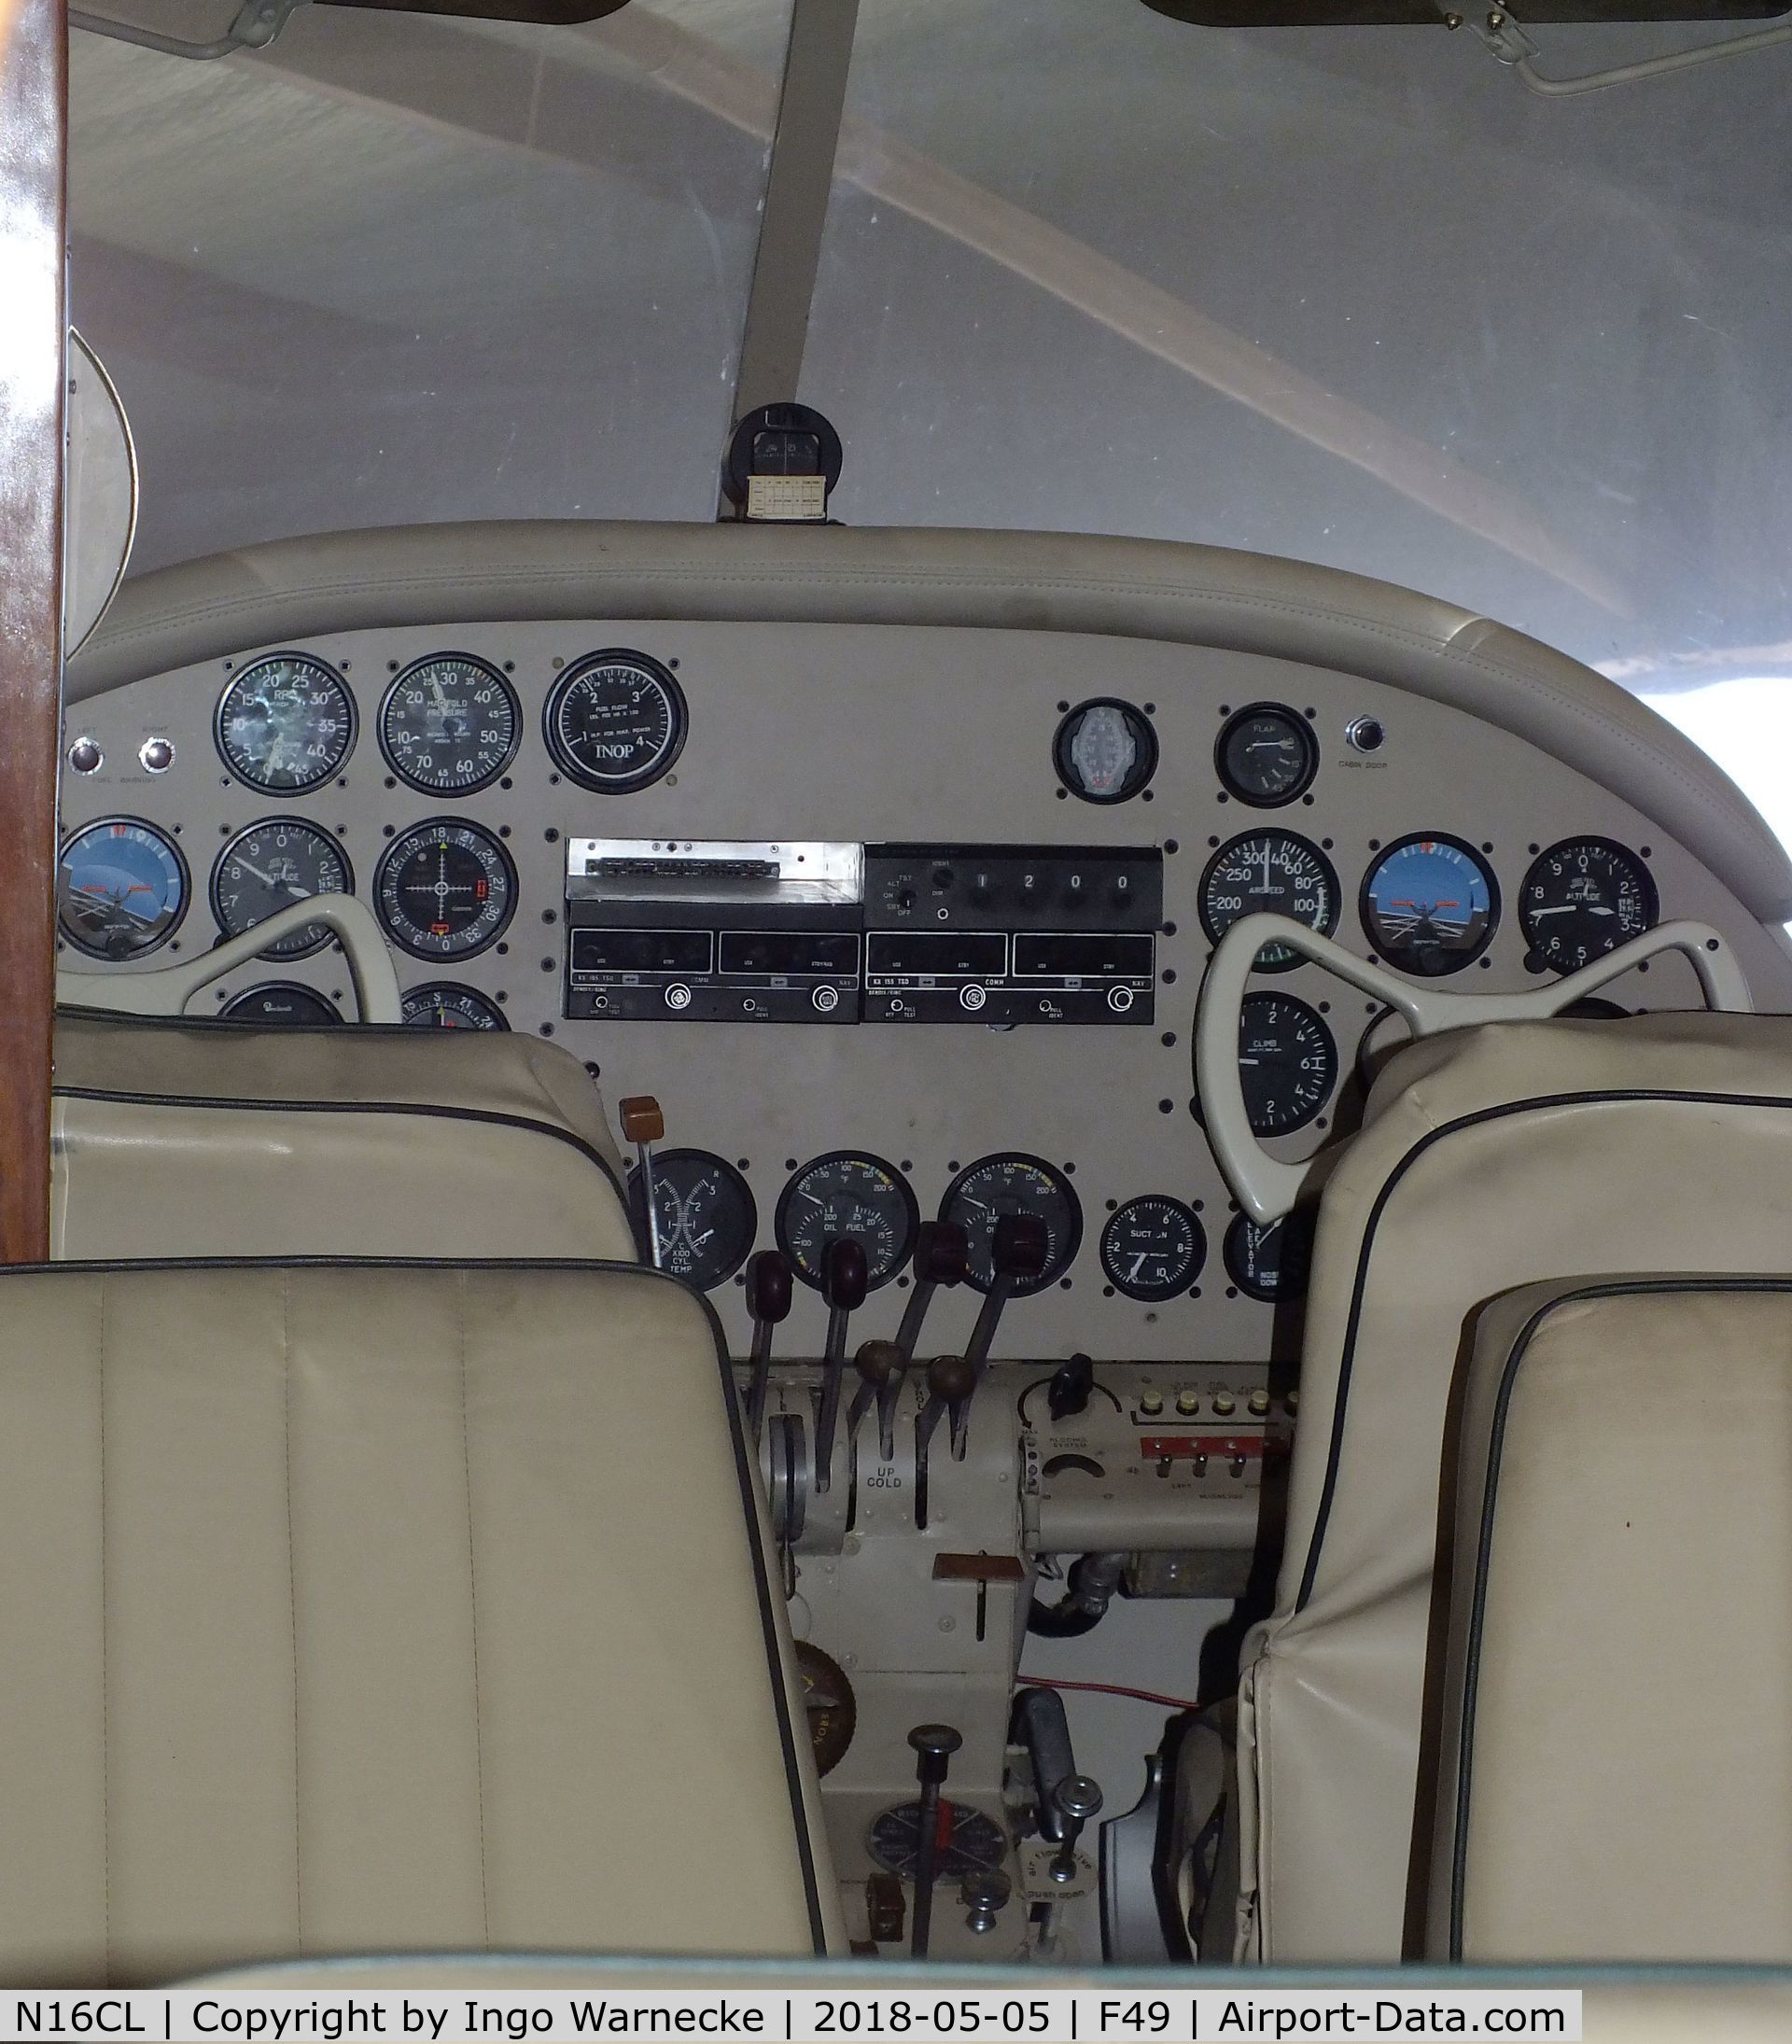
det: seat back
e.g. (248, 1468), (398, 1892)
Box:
(1425, 1277), (1792, 1963)
(0, 1260), (835, 1982)
(1241, 1014), (1792, 1961)
(51, 1012), (637, 1261)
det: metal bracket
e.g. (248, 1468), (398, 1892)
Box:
(1435, 0), (1792, 94)
(69, 0), (310, 62)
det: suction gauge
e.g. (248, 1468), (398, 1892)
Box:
(544, 650), (686, 792)
(1101, 1196), (1206, 1301)
(1052, 698), (1157, 804)
(1519, 838), (1656, 974)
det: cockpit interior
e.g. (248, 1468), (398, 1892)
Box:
(7, 0), (1792, 2027)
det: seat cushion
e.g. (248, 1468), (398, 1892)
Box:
(1241, 1012), (1792, 1961)
(50, 1011), (636, 1261)
(1427, 1278), (1792, 1963)
(0, 1260), (834, 1982)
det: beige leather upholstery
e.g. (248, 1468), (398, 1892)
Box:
(0, 1260), (838, 1982)
(1239, 1012), (1792, 1962)
(66, 521), (1792, 918)
(51, 1010), (637, 1261)
(1425, 1278), (1792, 1963)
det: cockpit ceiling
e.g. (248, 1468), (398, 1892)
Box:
(1142, 0), (1786, 21)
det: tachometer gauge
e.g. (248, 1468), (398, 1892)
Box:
(1223, 1211), (1311, 1304)
(211, 819), (352, 959)
(1100, 1196), (1206, 1301)
(776, 1152), (918, 1292)
(221, 983), (341, 1026)
(401, 982), (508, 1031)
(630, 1150), (757, 1292)
(1215, 703), (1318, 807)
(940, 1153), (1082, 1295)
(1199, 832), (1338, 970)
(375, 819), (516, 959)
(1052, 698), (1157, 804)
(1361, 833), (1498, 976)
(1238, 991), (1337, 1136)
(868, 1800), (1004, 1882)
(544, 650), (687, 793)
(1519, 837), (1657, 973)
(57, 818), (189, 960)
(215, 653), (356, 793)
(379, 654), (520, 795)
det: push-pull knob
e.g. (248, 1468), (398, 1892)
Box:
(1048, 1774), (1102, 1884)
(907, 1723), (963, 1959)
(744, 1250), (792, 1441)
(814, 1239), (868, 1493)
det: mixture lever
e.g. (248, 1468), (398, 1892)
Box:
(886, 1221), (968, 1460)
(814, 1237), (868, 1493)
(956, 1212), (1049, 1452)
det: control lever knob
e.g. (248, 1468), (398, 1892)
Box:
(1048, 1774), (1102, 1884)
(825, 1237), (870, 1310)
(749, 1250), (793, 1327)
(908, 1722), (962, 1785)
(992, 1211), (1051, 1283)
(913, 1220), (969, 1290)
(926, 1353), (977, 1406)
(855, 1339), (903, 1390)
(959, 1868), (1011, 1936)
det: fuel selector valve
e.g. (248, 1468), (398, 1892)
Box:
(814, 1238), (869, 1493)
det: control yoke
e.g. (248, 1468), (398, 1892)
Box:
(1196, 910), (1754, 1225)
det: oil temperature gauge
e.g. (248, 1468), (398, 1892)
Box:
(776, 1153), (918, 1291)
(1100, 1196), (1206, 1301)
(940, 1154), (1082, 1295)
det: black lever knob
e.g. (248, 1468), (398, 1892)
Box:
(907, 1721), (962, 1960)
(909, 1721), (963, 1784)
(744, 1250), (793, 1442)
(749, 1250), (793, 1327)
(825, 1237), (870, 1311)
(1049, 1773), (1102, 1884)
(992, 1211), (1051, 1284)
(913, 1220), (969, 1290)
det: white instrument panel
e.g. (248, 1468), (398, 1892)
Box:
(58, 616), (1792, 1363)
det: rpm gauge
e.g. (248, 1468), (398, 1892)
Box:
(1238, 991), (1337, 1136)
(1199, 832), (1339, 970)
(211, 819), (352, 959)
(776, 1153), (918, 1292)
(940, 1153), (1082, 1295)
(544, 650), (687, 793)
(58, 818), (189, 960)
(375, 819), (516, 959)
(216, 653), (356, 793)
(1361, 834), (1498, 976)
(401, 983), (509, 1031)
(1100, 1196), (1206, 1301)
(1519, 837), (1657, 973)
(631, 1150), (758, 1293)
(380, 654), (520, 795)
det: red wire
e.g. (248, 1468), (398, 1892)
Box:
(1023, 1674), (1204, 1714)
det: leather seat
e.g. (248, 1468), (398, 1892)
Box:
(1237, 1012), (1792, 1962)
(0, 1258), (840, 1982)
(1424, 1277), (1792, 1963)
(51, 1010), (637, 1261)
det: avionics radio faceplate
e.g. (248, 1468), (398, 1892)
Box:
(564, 839), (863, 1022)
(563, 839), (1161, 1025)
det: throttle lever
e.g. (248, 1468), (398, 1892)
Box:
(846, 1340), (903, 1469)
(913, 1353), (975, 1532)
(814, 1238), (868, 1493)
(743, 1250), (792, 1442)
(887, 1222), (968, 1459)
(955, 1213), (1049, 1454)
